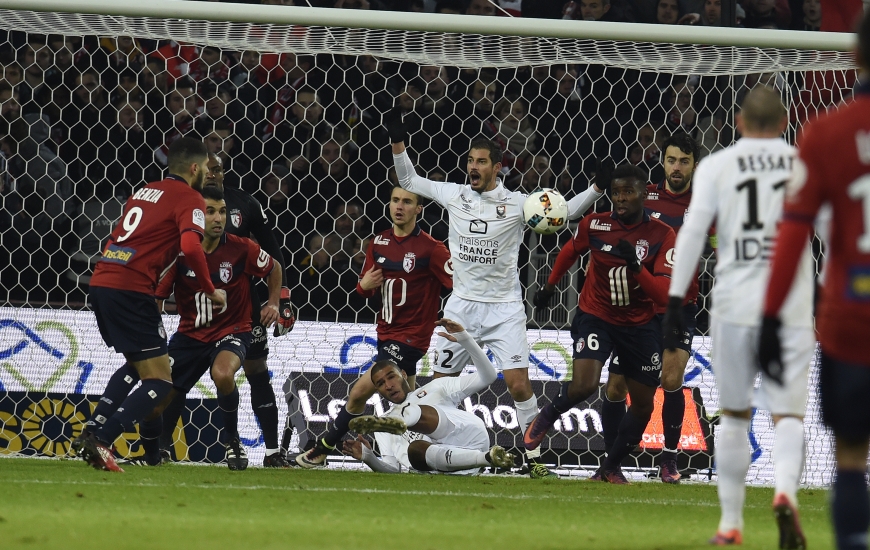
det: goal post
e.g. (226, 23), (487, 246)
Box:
(0, 0), (853, 485)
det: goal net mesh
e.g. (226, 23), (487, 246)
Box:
(0, 6), (855, 485)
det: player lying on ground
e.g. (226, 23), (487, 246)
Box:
(529, 164), (675, 484)
(296, 186), (452, 468)
(131, 185), (281, 469)
(342, 318), (515, 474)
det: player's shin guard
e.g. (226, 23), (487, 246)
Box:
(218, 386), (240, 442)
(247, 370), (279, 451)
(425, 444), (488, 472)
(716, 415), (751, 533)
(139, 416), (162, 465)
(159, 391), (186, 453)
(832, 470), (870, 550)
(94, 379), (172, 445)
(773, 417), (805, 504)
(323, 405), (362, 449)
(661, 388), (685, 462)
(601, 396), (627, 453)
(603, 408), (650, 469)
(87, 363), (140, 430)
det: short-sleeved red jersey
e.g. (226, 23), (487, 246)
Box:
(356, 225), (453, 351)
(91, 176), (206, 294)
(549, 212), (676, 326)
(778, 92), (870, 364)
(156, 233), (275, 342)
(645, 181), (699, 309)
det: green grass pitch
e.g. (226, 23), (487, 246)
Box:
(0, 457), (834, 549)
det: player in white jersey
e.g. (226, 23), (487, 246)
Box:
(385, 107), (604, 478)
(342, 319), (515, 474)
(663, 87), (814, 548)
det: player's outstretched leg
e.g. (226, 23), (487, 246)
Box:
(412, 443), (515, 473)
(711, 415), (751, 545)
(348, 415), (407, 435)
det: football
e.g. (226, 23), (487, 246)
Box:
(523, 188), (569, 235)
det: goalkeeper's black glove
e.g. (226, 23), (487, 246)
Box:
(758, 316), (784, 385)
(593, 157), (615, 194)
(615, 239), (642, 273)
(533, 286), (556, 309)
(661, 296), (686, 352)
(274, 287), (296, 336)
(383, 105), (408, 145)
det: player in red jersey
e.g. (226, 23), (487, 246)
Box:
(601, 132), (701, 484)
(132, 185), (282, 469)
(761, 13), (870, 549)
(73, 137), (226, 472)
(295, 186), (453, 468)
(527, 164), (676, 483)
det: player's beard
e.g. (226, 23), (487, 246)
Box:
(666, 173), (690, 193)
(191, 169), (206, 191)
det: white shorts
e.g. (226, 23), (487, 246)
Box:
(710, 318), (813, 416)
(436, 407), (490, 452)
(435, 296), (529, 374)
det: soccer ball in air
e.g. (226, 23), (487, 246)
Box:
(523, 189), (568, 235)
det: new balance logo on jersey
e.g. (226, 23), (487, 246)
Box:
(185, 269), (196, 277)
(590, 219), (612, 231)
(601, 244), (613, 252)
(374, 235), (390, 245)
(650, 212), (662, 218)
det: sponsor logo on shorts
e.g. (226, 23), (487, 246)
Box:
(147, 390), (157, 398)
(101, 244), (136, 264)
(651, 353), (660, 366)
(123, 375), (133, 384)
(252, 326), (264, 338)
(215, 334), (241, 347)
(384, 343), (404, 362)
(510, 354), (522, 363)
(641, 364), (660, 372)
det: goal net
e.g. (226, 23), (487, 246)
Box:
(0, 1), (855, 485)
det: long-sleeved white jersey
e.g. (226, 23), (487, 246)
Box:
(394, 151), (602, 302)
(668, 137), (814, 328)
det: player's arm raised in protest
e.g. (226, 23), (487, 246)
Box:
(434, 318), (497, 396)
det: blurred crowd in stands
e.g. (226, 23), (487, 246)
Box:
(0, 0), (858, 322)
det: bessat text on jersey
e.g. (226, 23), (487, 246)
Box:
(736, 153), (793, 173)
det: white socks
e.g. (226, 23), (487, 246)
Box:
(773, 416), (805, 505)
(425, 444), (489, 472)
(716, 415), (751, 533)
(514, 395), (539, 460)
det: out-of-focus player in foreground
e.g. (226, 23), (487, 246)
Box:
(296, 186), (452, 468)
(761, 15), (870, 550)
(527, 164), (676, 484)
(386, 106), (604, 478)
(343, 318), (515, 474)
(143, 186), (281, 470)
(73, 137), (227, 472)
(665, 86), (814, 548)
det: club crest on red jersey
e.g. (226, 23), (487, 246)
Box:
(403, 252), (416, 273)
(635, 239), (650, 261)
(219, 261), (233, 283)
(229, 209), (242, 228)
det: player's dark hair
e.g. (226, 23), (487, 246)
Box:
(661, 132), (699, 163)
(369, 359), (400, 381)
(167, 137), (208, 173)
(200, 185), (224, 203)
(469, 136), (503, 165)
(391, 184), (424, 207)
(610, 163), (647, 187)
(861, 12), (870, 69)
